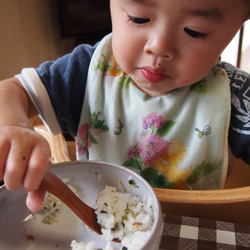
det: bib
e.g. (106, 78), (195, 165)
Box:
(76, 34), (231, 190)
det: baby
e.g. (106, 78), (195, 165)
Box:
(0, 0), (249, 212)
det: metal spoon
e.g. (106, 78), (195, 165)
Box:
(40, 170), (102, 235)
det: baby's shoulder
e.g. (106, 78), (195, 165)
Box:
(219, 62), (250, 163)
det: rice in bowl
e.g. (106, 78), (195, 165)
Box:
(71, 185), (155, 250)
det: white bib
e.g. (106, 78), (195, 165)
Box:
(76, 34), (231, 190)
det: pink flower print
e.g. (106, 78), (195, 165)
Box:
(142, 112), (164, 130)
(154, 116), (164, 128)
(140, 133), (169, 166)
(127, 143), (141, 159)
(76, 142), (87, 155)
(78, 123), (89, 143)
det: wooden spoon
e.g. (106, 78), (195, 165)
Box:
(40, 170), (102, 235)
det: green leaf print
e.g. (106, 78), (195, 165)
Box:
(157, 120), (176, 137)
(93, 119), (109, 131)
(116, 66), (123, 74)
(141, 167), (174, 188)
(89, 111), (100, 124)
(88, 131), (98, 144)
(190, 78), (211, 93)
(88, 109), (109, 145)
(93, 54), (112, 73)
(186, 160), (222, 185)
(89, 111), (109, 131)
(117, 75), (132, 89)
(123, 159), (142, 170)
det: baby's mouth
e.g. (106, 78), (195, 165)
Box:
(140, 67), (169, 83)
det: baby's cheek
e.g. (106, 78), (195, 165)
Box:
(176, 76), (193, 88)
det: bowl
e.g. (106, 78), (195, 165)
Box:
(0, 160), (163, 250)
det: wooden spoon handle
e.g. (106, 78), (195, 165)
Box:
(40, 170), (101, 234)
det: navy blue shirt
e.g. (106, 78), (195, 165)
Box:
(36, 44), (250, 164)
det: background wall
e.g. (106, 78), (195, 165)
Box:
(0, 0), (75, 79)
(220, 20), (250, 72)
(241, 21), (250, 72)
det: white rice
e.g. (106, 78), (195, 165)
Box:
(71, 185), (154, 250)
(40, 178), (154, 249)
(40, 178), (78, 224)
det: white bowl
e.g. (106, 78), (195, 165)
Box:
(0, 161), (163, 250)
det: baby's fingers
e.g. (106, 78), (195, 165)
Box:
(3, 146), (30, 190)
(23, 137), (51, 192)
(0, 138), (10, 182)
(1, 127), (51, 192)
(26, 189), (46, 213)
(0, 135), (32, 190)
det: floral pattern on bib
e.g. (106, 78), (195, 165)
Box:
(122, 112), (222, 189)
(77, 109), (109, 157)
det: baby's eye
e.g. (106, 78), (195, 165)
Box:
(184, 28), (207, 40)
(128, 15), (150, 24)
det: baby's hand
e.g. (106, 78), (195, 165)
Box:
(0, 125), (51, 212)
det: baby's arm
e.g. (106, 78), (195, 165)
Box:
(0, 77), (51, 212)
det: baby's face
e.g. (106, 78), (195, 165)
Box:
(110, 0), (249, 96)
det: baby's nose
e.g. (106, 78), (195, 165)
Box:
(144, 33), (176, 59)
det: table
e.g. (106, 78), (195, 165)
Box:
(159, 214), (250, 249)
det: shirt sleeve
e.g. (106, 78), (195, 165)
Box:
(18, 43), (97, 136)
(219, 62), (250, 164)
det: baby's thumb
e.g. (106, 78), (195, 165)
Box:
(26, 189), (46, 213)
